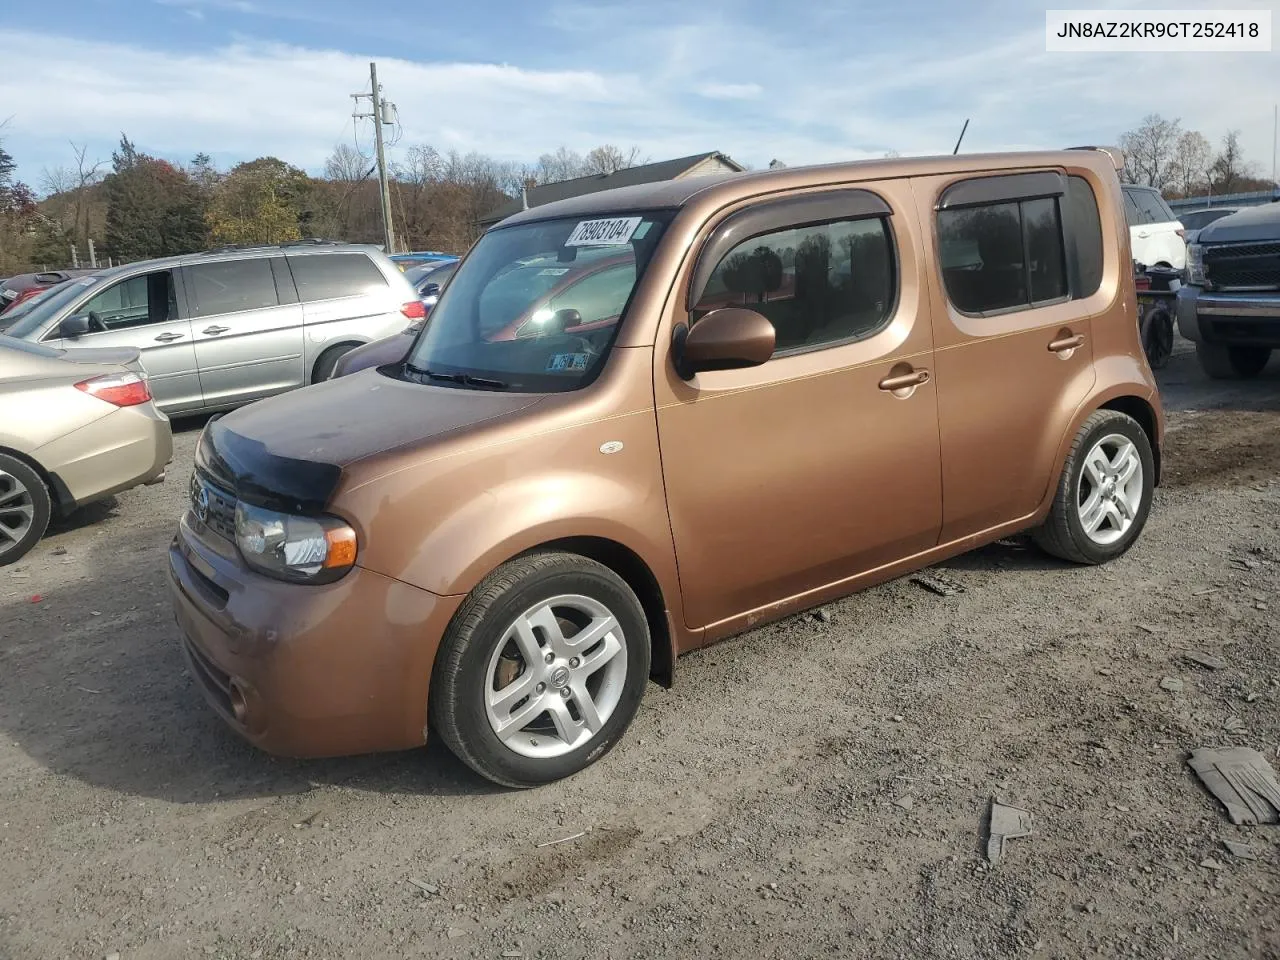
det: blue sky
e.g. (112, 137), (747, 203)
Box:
(1, 0), (1277, 189)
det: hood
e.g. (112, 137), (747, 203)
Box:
(1198, 203), (1280, 244)
(197, 368), (545, 512)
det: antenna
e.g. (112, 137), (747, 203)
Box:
(952, 119), (970, 155)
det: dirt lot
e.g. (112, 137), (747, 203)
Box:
(2, 341), (1279, 960)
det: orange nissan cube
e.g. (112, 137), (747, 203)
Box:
(169, 147), (1163, 787)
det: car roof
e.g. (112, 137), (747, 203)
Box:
(88, 241), (387, 280)
(495, 149), (1124, 230)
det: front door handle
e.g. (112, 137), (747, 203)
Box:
(1048, 333), (1085, 353)
(878, 368), (930, 392)
(1136, 230), (1150, 238)
(154, 332), (184, 342)
(202, 325), (230, 335)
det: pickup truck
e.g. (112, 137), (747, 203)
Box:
(1177, 201), (1280, 379)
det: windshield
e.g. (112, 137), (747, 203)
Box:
(401, 212), (671, 392)
(2, 275), (104, 337)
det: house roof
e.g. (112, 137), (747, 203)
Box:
(479, 151), (744, 226)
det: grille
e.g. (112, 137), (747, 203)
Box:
(189, 472), (237, 542)
(1205, 241), (1280, 290)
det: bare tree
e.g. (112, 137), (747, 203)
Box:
(584, 145), (645, 175)
(325, 143), (371, 184)
(1171, 130), (1213, 197)
(536, 146), (591, 184)
(1119, 114), (1182, 191)
(40, 165), (76, 195)
(1210, 130), (1253, 195)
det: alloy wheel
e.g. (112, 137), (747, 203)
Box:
(0, 469), (36, 559)
(1077, 433), (1144, 546)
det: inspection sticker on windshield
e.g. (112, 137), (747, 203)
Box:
(564, 216), (642, 247)
(547, 352), (589, 372)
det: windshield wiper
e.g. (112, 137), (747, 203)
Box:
(404, 363), (508, 390)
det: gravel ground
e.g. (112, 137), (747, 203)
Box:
(1, 341), (1279, 960)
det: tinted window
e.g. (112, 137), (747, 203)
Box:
(1131, 188), (1174, 224)
(938, 195), (1068, 313)
(81, 271), (178, 330)
(188, 259), (278, 316)
(1063, 176), (1104, 298)
(693, 217), (894, 352)
(287, 253), (388, 302)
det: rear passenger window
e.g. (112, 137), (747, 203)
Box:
(1064, 176), (1104, 298)
(288, 254), (388, 302)
(692, 217), (895, 353)
(938, 191), (1067, 314)
(187, 259), (279, 316)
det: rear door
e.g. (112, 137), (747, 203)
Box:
(286, 253), (405, 379)
(183, 256), (304, 408)
(1125, 187), (1184, 268)
(41, 269), (204, 413)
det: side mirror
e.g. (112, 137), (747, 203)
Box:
(58, 314), (92, 339)
(672, 307), (775, 380)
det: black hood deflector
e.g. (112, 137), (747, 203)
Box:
(196, 417), (342, 514)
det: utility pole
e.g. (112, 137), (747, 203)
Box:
(70, 243), (80, 268)
(351, 62), (397, 254)
(88, 238), (97, 269)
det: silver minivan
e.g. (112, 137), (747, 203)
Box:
(1, 243), (422, 415)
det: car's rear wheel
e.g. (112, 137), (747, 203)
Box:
(0, 454), (52, 567)
(1032, 410), (1154, 565)
(1196, 343), (1271, 380)
(430, 552), (650, 788)
(313, 343), (358, 382)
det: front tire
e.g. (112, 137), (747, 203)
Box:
(1033, 410), (1154, 565)
(430, 552), (650, 788)
(0, 454), (52, 567)
(1196, 343), (1271, 380)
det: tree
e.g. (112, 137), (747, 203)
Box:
(584, 145), (645, 175)
(103, 138), (207, 261)
(0, 138), (38, 273)
(1119, 114), (1182, 191)
(536, 146), (591, 184)
(205, 157), (311, 245)
(1210, 130), (1252, 195)
(1171, 130), (1213, 197)
(325, 143), (371, 184)
(188, 153), (221, 194)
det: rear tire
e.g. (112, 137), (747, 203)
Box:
(1032, 410), (1154, 565)
(1196, 343), (1271, 380)
(430, 552), (650, 788)
(312, 343), (358, 382)
(0, 454), (52, 567)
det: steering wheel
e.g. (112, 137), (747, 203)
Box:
(86, 311), (108, 333)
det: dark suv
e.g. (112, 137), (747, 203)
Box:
(1177, 199), (1280, 379)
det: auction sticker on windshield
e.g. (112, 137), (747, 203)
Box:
(565, 217), (643, 247)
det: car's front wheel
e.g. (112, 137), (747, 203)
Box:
(430, 552), (650, 788)
(1196, 343), (1271, 380)
(0, 454), (52, 567)
(1033, 410), (1154, 565)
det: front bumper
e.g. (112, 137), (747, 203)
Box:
(1177, 287), (1280, 346)
(168, 513), (463, 758)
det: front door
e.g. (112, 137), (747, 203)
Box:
(183, 257), (304, 409)
(913, 170), (1104, 542)
(44, 269), (203, 413)
(655, 184), (943, 631)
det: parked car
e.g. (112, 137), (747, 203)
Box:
(329, 260), (462, 379)
(2, 243), (423, 415)
(1121, 185), (1186, 270)
(170, 147), (1162, 787)
(0, 270), (94, 315)
(1177, 206), (1240, 245)
(0, 279), (73, 331)
(0, 335), (172, 565)
(1177, 200), (1280, 378)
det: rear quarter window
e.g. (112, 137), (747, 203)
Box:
(287, 253), (389, 302)
(1064, 176), (1104, 298)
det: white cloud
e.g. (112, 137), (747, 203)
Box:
(1, 14), (1277, 186)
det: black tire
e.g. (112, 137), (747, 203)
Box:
(1139, 303), (1174, 370)
(312, 343), (358, 382)
(0, 453), (52, 567)
(1196, 343), (1271, 380)
(1032, 410), (1155, 565)
(430, 551), (651, 788)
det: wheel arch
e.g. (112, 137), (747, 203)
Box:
(511, 536), (675, 689)
(0, 443), (71, 514)
(309, 340), (367, 383)
(1098, 395), (1161, 486)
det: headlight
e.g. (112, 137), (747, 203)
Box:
(1186, 243), (1206, 286)
(234, 501), (357, 583)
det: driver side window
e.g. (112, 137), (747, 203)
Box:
(80, 271), (178, 332)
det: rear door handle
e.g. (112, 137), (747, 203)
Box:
(202, 325), (230, 335)
(1136, 231), (1150, 238)
(878, 369), (930, 392)
(1048, 334), (1085, 353)
(154, 332), (184, 342)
